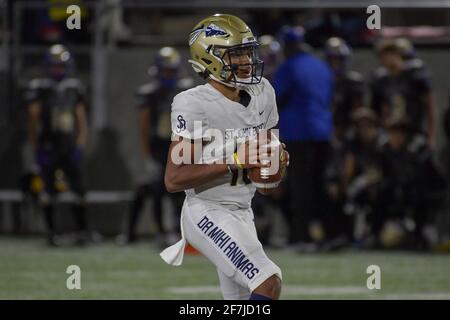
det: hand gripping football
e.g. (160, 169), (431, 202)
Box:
(248, 130), (287, 193)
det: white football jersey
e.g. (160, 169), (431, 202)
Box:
(170, 77), (279, 209)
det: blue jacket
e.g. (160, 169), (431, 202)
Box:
(273, 52), (334, 141)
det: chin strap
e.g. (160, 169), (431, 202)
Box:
(189, 59), (257, 89)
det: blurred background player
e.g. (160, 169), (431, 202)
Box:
(374, 116), (446, 250)
(340, 108), (383, 247)
(370, 39), (437, 149)
(325, 37), (364, 140)
(321, 37), (364, 250)
(273, 26), (334, 250)
(257, 35), (282, 81)
(24, 44), (89, 246)
(119, 47), (193, 246)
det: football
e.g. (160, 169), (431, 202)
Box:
(248, 131), (287, 194)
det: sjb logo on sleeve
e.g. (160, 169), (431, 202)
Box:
(176, 115), (187, 133)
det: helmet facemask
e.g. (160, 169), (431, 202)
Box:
(210, 43), (264, 87)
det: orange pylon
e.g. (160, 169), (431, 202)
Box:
(185, 243), (201, 255)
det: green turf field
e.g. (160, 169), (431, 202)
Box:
(1, 236), (449, 299)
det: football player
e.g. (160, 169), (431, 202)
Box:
(121, 47), (193, 245)
(25, 44), (89, 246)
(160, 14), (288, 300)
(257, 34), (282, 81)
(370, 39), (436, 149)
(325, 37), (364, 139)
(375, 116), (445, 250)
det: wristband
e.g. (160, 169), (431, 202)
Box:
(233, 152), (244, 170)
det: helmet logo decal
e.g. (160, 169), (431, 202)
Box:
(205, 23), (228, 37)
(189, 23), (229, 46)
(189, 24), (204, 46)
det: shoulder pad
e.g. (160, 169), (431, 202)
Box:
(28, 78), (53, 90)
(136, 82), (159, 97)
(244, 77), (271, 97)
(346, 71), (364, 83)
(61, 78), (86, 93)
(177, 77), (195, 90)
(172, 86), (207, 112)
(188, 84), (223, 102)
(407, 134), (427, 153)
(260, 76), (273, 87)
(376, 131), (389, 149)
(405, 58), (424, 71)
(373, 67), (388, 80)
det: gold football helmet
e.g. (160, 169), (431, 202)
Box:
(258, 34), (281, 65)
(325, 37), (351, 58)
(155, 46), (181, 69)
(188, 14), (263, 86)
(394, 38), (415, 59)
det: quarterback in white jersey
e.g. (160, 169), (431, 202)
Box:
(160, 14), (289, 300)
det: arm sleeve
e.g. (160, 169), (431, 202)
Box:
(171, 93), (209, 140)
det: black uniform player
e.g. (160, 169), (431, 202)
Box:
(122, 47), (193, 245)
(325, 37), (365, 140)
(25, 44), (89, 246)
(375, 117), (445, 250)
(341, 108), (383, 247)
(320, 38), (364, 250)
(371, 39), (436, 148)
